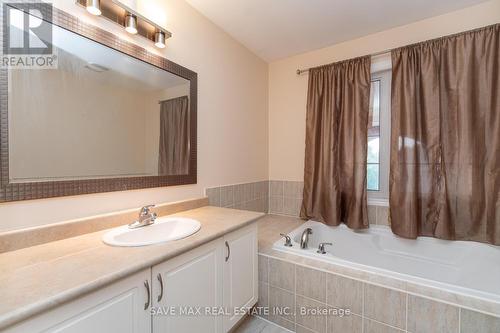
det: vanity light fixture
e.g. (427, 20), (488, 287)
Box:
(154, 31), (166, 49)
(86, 0), (101, 16)
(124, 12), (138, 34)
(76, 0), (172, 47)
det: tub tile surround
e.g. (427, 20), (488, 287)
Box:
(326, 273), (363, 315)
(267, 180), (390, 225)
(296, 265), (326, 303)
(364, 319), (404, 333)
(206, 181), (269, 213)
(207, 180), (390, 225)
(328, 313), (362, 333)
(259, 252), (411, 333)
(259, 252), (500, 333)
(257, 215), (500, 333)
(364, 284), (406, 329)
(407, 295), (459, 333)
(269, 257), (296, 291)
(460, 309), (500, 333)
(269, 180), (303, 217)
(295, 296), (327, 333)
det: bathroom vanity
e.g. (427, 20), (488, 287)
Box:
(0, 206), (262, 333)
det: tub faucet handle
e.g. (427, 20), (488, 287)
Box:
(280, 233), (293, 247)
(317, 242), (332, 254)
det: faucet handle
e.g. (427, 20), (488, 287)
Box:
(139, 204), (155, 216)
(280, 233), (293, 247)
(317, 242), (332, 254)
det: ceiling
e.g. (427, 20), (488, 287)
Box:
(51, 22), (188, 90)
(185, 0), (489, 61)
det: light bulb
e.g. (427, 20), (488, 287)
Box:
(86, 0), (101, 16)
(124, 13), (138, 34)
(154, 31), (166, 48)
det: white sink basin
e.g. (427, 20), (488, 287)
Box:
(102, 217), (201, 247)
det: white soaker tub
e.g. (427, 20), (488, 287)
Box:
(273, 220), (500, 304)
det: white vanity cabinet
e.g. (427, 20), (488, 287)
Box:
(151, 222), (258, 333)
(222, 223), (258, 332)
(4, 222), (258, 333)
(5, 269), (152, 333)
(151, 238), (224, 333)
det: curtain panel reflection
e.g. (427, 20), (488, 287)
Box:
(390, 24), (500, 245)
(158, 96), (190, 176)
(301, 56), (371, 228)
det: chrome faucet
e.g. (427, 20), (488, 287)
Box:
(300, 228), (313, 249)
(128, 205), (157, 229)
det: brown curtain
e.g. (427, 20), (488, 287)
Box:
(301, 56), (371, 228)
(158, 96), (190, 176)
(390, 24), (500, 245)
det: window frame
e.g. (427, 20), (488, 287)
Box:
(367, 69), (391, 204)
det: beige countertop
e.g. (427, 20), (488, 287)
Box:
(0, 206), (264, 330)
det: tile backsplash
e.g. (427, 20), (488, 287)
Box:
(205, 181), (269, 213)
(269, 180), (303, 216)
(268, 180), (389, 225)
(206, 180), (390, 225)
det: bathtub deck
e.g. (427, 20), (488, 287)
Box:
(257, 214), (304, 253)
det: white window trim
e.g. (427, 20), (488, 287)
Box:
(367, 197), (389, 207)
(367, 69), (391, 204)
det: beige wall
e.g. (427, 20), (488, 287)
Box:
(0, 0), (268, 231)
(9, 67), (156, 181)
(268, 0), (500, 181)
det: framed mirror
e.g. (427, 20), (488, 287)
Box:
(0, 5), (197, 202)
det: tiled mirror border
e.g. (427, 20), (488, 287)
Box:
(258, 254), (500, 333)
(0, 3), (198, 202)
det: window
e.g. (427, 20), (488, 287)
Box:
(367, 70), (391, 201)
(367, 80), (381, 191)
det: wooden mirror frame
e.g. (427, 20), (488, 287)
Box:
(0, 4), (197, 202)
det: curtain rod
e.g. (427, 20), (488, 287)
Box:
(296, 23), (500, 74)
(296, 48), (393, 75)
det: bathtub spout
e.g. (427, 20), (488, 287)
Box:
(300, 228), (313, 249)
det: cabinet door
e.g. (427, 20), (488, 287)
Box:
(152, 238), (223, 333)
(223, 223), (258, 332)
(6, 269), (151, 333)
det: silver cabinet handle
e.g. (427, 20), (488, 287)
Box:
(157, 273), (164, 302)
(225, 241), (230, 262)
(144, 280), (150, 310)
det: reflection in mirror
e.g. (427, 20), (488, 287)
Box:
(8, 23), (191, 182)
